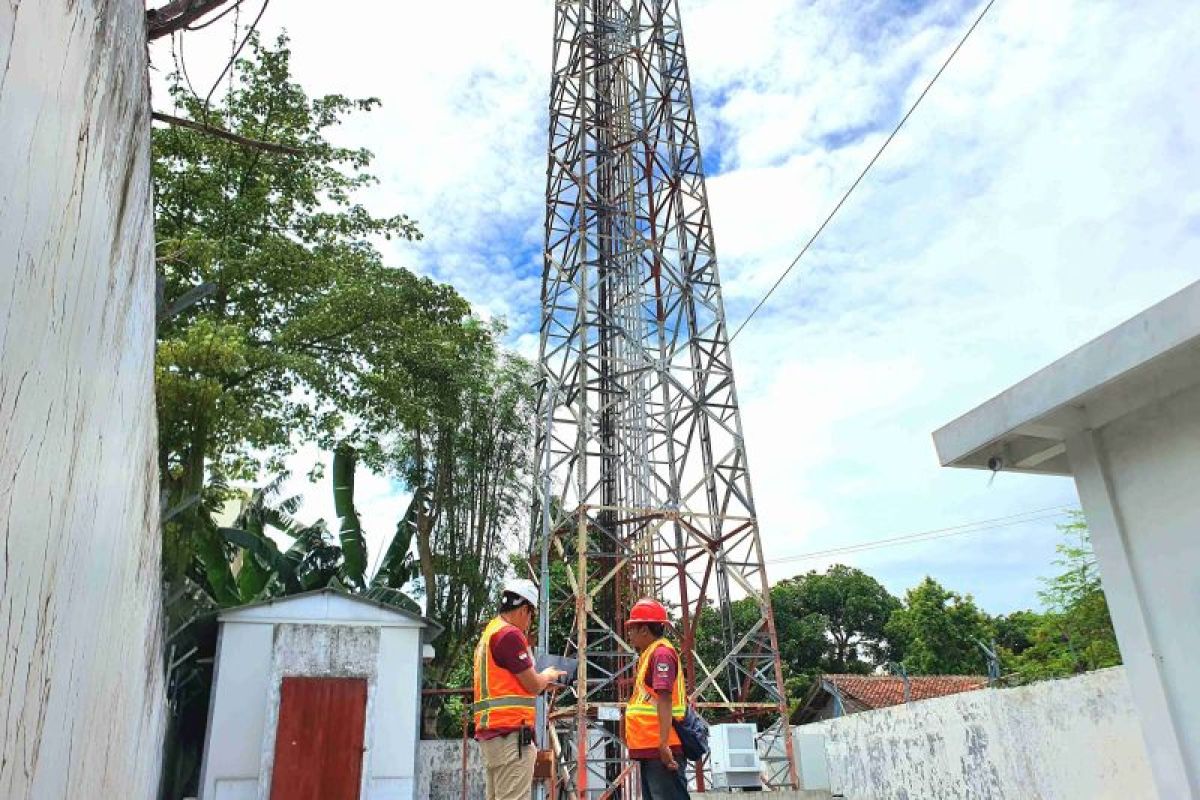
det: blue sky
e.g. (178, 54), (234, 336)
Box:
(152, 0), (1200, 614)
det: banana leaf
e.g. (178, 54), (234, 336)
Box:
(370, 485), (428, 591)
(220, 526), (302, 595)
(195, 525), (241, 606)
(332, 445), (367, 590)
(365, 585), (421, 614)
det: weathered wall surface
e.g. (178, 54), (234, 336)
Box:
(0, 1), (164, 797)
(417, 740), (485, 800)
(803, 667), (1154, 800)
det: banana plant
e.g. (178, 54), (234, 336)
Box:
(224, 473), (304, 599)
(198, 449), (423, 612)
(334, 442), (422, 612)
(363, 485), (428, 614)
(332, 444), (368, 590)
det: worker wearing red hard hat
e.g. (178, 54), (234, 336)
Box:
(624, 598), (690, 799)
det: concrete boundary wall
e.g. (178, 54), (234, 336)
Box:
(801, 667), (1154, 800)
(418, 739), (485, 800)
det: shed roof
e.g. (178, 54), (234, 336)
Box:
(219, 588), (443, 637)
(933, 279), (1200, 476)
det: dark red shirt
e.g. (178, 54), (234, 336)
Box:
(629, 644), (683, 760)
(475, 626), (534, 741)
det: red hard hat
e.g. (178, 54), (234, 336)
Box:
(625, 598), (669, 626)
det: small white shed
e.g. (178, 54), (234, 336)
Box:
(198, 590), (440, 800)
(933, 279), (1200, 799)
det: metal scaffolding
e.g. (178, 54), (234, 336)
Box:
(533, 0), (797, 794)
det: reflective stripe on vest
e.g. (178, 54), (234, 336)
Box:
(472, 696), (536, 711)
(472, 617), (537, 731)
(624, 638), (686, 751)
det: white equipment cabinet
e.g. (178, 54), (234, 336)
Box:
(708, 723), (763, 789)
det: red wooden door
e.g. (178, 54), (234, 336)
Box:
(270, 677), (368, 800)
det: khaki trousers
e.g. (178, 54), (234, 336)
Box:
(479, 732), (536, 800)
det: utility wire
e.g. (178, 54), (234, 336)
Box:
(765, 504), (1072, 565)
(772, 512), (1065, 563)
(728, 0), (998, 343)
(202, 0), (271, 116)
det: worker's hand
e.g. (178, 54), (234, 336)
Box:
(658, 744), (677, 771)
(540, 666), (567, 683)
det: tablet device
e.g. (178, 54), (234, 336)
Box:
(535, 653), (580, 688)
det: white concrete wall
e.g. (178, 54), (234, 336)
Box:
(201, 623), (274, 800)
(370, 626), (425, 799)
(802, 668), (1154, 800)
(1090, 382), (1200, 795)
(0, 1), (165, 798)
(417, 740), (485, 800)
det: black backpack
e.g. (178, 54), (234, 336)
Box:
(673, 706), (710, 762)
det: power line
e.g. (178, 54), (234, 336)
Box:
(765, 504), (1072, 565)
(728, 0), (998, 343)
(775, 512), (1065, 562)
(202, 0), (271, 116)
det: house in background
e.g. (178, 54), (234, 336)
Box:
(792, 674), (987, 724)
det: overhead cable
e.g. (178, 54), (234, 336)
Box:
(728, 0), (998, 343)
(765, 504), (1072, 564)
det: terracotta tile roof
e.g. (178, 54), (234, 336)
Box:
(825, 674), (987, 709)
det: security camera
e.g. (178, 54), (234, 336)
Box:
(986, 455), (1004, 472)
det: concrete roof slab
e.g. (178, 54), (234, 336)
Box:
(934, 280), (1200, 475)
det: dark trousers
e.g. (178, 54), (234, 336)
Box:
(638, 758), (690, 800)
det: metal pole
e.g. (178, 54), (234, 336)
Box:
(535, 384), (556, 800)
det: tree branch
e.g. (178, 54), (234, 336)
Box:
(152, 112), (305, 156)
(147, 0), (239, 40)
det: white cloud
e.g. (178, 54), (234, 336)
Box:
(152, 0), (1200, 612)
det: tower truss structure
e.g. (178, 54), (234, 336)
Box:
(533, 0), (797, 794)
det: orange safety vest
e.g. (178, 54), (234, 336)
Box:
(472, 617), (537, 732)
(625, 638), (686, 752)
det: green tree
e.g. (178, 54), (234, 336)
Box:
(776, 565), (901, 672)
(693, 565), (900, 709)
(1007, 513), (1121, 680)
(154, 33), (478, 597)
(1038, 511), (1105, 611)
(886, 577), (992, 675)
(386, 341), (538, 732)
(991, 609), (1041, 657)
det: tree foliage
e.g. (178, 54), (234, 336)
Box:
(885, 577), (992, 675)
(1004, 513), (1121, 680)
(388, 342), (537, 725)
(692, 565), (900, 708)
(776, 565), (901, 671)
(154, 33), (478, 593)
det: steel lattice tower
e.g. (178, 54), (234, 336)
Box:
(533, 0), (797, 793)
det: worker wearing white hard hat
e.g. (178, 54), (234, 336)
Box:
(502, 578), (539, 610)
(472, 578), (564, 800)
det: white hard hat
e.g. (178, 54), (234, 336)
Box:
(502, 578), (539, 609)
